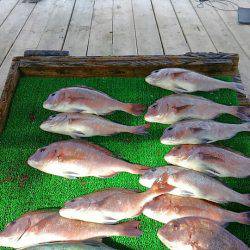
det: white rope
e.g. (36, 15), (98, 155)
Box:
(196, 0), (240, 11)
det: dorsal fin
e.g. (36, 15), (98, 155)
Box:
(87, 142), (113, 156)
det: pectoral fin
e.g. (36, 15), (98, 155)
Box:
(71, 131), (86, 138)
(174, 105), (192, 113)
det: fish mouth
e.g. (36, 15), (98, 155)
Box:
(27, 157), (39, 169)
(145, 76), (154, 84)
(43, 101), (50, 109)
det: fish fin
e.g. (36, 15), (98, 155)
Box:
(201, 138), (214, 144)
(174, 105), (193, 113)
(174, 86), (189, 93)
(198, 153), (224, 163)
(129, 165), (150, 175)
(234, 106), (250, 122)
(131, 123), (150, 135)
(87, 142), (113, 156)
(126, 104), (146, 116)
(103, 216), (119, 224)
(72, 131), (86, 138)
(235, 212), (250, 225)
(151, 173), (175, 194)
(100, 173), (117, 178)
(63, 171), (79, 179)
(76, 85), (99, 92)
(239, 194), (250, 207)
(172, 72), (187, 79)
(205, 168), (222, 177)
(116, 220), (142, 237)
(231, 82), (246, 95)
(177, 189), (195, 197)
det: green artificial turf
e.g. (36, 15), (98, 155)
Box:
(0, 75), (249, 249)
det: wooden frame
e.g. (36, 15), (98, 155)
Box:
(0, 52), (248, 134)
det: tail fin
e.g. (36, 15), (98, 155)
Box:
(150, 173), (175, 195)
(233, 106), (250, 121)
(238, 194), (250, 207)
(126, 104), (146, 116)
(130, 123), (150, 135)
(116, 220), (142, 237)
(232, 82), (246, 95)
(234, 212), (250, 225)
(128, 165), (150, 175)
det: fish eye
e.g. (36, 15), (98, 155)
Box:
(167, 127), (173, 131)
(151, 103), (158, 109)
(49, 115), (56, 119)
(50, 93), (56, 97)
(150, 168), (157, 172)
(152, 70), (159, 74)
(40, 148), (46, 152)
(8, 220), (17, 226)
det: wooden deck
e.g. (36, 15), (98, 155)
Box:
(0, 0), (250, 95)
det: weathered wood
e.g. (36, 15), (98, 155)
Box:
(17, 52), (239, 77)
(0, 59), (20, 133)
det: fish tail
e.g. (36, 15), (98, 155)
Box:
(233, 211), (250, 225)
(150, 173), (175, 195)
(230, 106), (250, 122)
(231, 82), (246, 95)
(125, 104), (146, 116)
(116, 220), (142, 237)
(239, 122), (250, 132)
(238, 194), (250, 207)
(130, 123), (150, 135)
(128, 165), (150, 175)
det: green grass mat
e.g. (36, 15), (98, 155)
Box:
(0, 76), (249, 249)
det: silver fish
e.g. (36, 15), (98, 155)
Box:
(157, 217), (249, 250)
(143, 194), (250, 226)
(165, 144), (250, 178)
(145, 94), (250, 124)
(160, 120), (250, 145)
(28, 140), (149, 179)
(145, 68), (246, 94)
(59, 177), (173, 224)
(159, 170), (250, 206)
(40, 113), (149, 138)
(43, 86), (145, 116)
(0, 210), (141, 249)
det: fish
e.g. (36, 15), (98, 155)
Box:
(40, 113), (149, 138)
(145, 68), (246, 94)
(0, 210), (141, 249)
(143, 194), (250, 226)
(165, 144), (250, 178)
(157, 217), (249, 250)
(59, 176), (174, 224)
(43, 86), (145, 116)
(23, 241), (116, 249)
(157, 171), (250, 206)
(144, 94), (250, 124)
(139, 166), (189, 197)
(27, 140), (149, 179)
(160, 119), (250, 145)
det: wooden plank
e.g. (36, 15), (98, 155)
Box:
(37, 0), (75, 50)
(87, 0), (113, 56)
(131, 0), (163, 55)
(189, 0), (250, 95)
(0, 1), (35, 66)
(113, 0), (137, 55)
(0, 0), (57, 95)
(215, 0), (250, 58)
(0, 0), (19, 27)
(17, 53), (239, 78)
(170, 0), (216, 52)
(63, 0), (94, 56)
(151, 0), (190, 55)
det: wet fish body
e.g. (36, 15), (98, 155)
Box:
(23, 241), (116, 250)
(165, 144), (250, 178)
(157, 217), (249, 250)
(145, 94), (250, 124)
(28, 140), (149, 179)
(40, 113), (149, 138)
(43, 86), (145, 116)
(145, 68), (246, 94)
(59, 177), (173, 224)
(160, 170), (250, 206)
(161, 120), (250, 145)
(143, 194), (250, 226)
(0, 210), (141, 249)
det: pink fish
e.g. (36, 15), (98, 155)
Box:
(145, 68), (246, 94)
(43, 86), (145, 115)
(0, 210), (141, 249)
(28, 140), (149, 179)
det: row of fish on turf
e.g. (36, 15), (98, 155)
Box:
(144, 68), (250, 249)
(1, 68), (249, 249)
